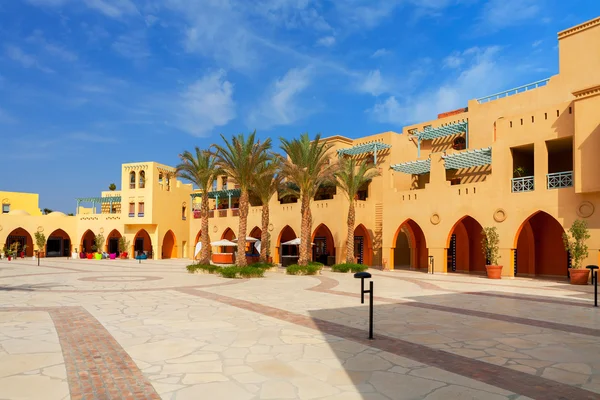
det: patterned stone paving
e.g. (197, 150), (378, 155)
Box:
(1, 258), (600, 399)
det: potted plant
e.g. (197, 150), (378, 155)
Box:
(513, 166), (527, 177)
(563, 219), (591, 285)
(118, 237), (130, 259)
(94, 233), (104, 260)
(34, 232), (46, 258)
(4, 246), (12, 261)
(482, 227), (502, 279)
(21, 244), (27, 258)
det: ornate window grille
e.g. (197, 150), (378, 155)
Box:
(546, 171), (573, 189)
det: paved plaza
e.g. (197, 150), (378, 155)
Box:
(1, 259), (600, 399)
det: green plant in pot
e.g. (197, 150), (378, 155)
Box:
(513, 166), (527, 177)
(94, 233), (105, 260)
(35, 232), (46, 258)
(118, 237), (130, 259)
(481, 227), (502, 279)
(4, 246), (12, 261)
(563, 219), (591, 285)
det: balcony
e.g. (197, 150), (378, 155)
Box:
(138, 212), (144, 217)
(512, 176), (534, 193)
(128, 212), (135, 217)
(476, 78), (549, 104)
(547, 171), (573, 189)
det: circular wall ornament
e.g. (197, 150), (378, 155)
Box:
(213, 225), (218, 233)
(268, 223), (274, 232)
(430, 213), (440, 225)
(493, 208), (507, 223)
(577, 201), (595, 218)
(99, 227), (105, 233)
(37, 226), (44, 232)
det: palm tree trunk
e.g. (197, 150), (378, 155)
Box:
(346, 200), (355, 264)
(199, 192), (211, 265)
(237, 189), (249, 266)
(260, 204), (269, 263)
(298, 194), (311, 266)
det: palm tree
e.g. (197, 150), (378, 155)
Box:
(335, 157), (380, 264)
(212, 131), (272, 266)
(251, 158), (282, 263)
(176, 148), (222, 265)
(280, 133), (336, 266)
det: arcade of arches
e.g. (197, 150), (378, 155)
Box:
(106, 229), (122, 255)
(221, 228), (236, 253)
(47, 229), (70, 257)
(134, 230), (152, 257)
(80, 230), (96, 254)
(354, 224), (372, 266)
(447, 216), (486, 274)
(162, 230), (177, 259)
(312, 224), (334, 265)
(5, 228), (33, 257)
(393, 220), (427, 270)
(277, 226), (297, 262)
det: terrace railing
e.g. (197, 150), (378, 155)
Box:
(547, 171), (573, 189)
(476, 79), (550, 104)
(512, 176), (535, 193)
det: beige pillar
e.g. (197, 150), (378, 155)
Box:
(499, 248), (515, 277)
(382, 247), (394, 270)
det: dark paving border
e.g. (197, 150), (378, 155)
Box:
(177, 287), (599, 400)
(79, 276), (163, 282)
(0, 306), (160, 400)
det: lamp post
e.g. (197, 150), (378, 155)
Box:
(354, 272), (374, 340)
(35, 250), (40, 266)
(428, 255), (434, 274)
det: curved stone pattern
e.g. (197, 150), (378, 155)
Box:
(430, 213), (440, 225)
(493, 208), (507, 222)
(577, 201), (595, 218)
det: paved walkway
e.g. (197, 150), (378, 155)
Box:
(0, 259), (599, 399)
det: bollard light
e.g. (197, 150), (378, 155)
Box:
(354, 271), (374, 340)
(35, 250), (40, 266)
(428, 255), (434, 274)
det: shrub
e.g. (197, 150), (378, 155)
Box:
(286, 264), (321, 275)
(219, 266), (240, 279)
(308, 261), (324, 267)
(187, 264), (219, 274)
(481, 227), (500, 266)
(248, 262), (273, 270)
(239, 266), (265, 278)
(563, 219), (590, 269)
(332, 263), (367, 273)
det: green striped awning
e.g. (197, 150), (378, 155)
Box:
(76, 196), (121, 203)
(443, 147), (492, 169)
(337, 142), (391, 156)
(191, 188), (241, 199)
(390, 159), (431, 175)
(416, 121), (467, 141)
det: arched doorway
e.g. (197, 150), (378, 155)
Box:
(249, 227), (262, 256)
(393, 220), (427, 270)
(134, 229), (152, 258)
(311, 224), (335, 265)
(277, 225), (297, 264)
(5, 228), (33, 257)
(354, 224), (373, 266)
(195, 230), (202, 244)
(162, 230), (177, 259)
(220, 228), (236, 253)
(47, 229), (70, 257)
(515, 211), (567, 277)
(80, 230), (96, 253)
(106, 229), (122, 256)
(447, 216), (485, 274)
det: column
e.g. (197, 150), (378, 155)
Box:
(428, 248), (447, 273)
(499, 248), (515, 277)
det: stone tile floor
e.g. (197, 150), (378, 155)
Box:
(0, 258), (599, 399)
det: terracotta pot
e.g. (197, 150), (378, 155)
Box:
(569, 268), (590, 285)
(485, 265), (503, 279)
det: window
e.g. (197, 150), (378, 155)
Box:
(158, 172), (163, 188)
(138, 202), (145, 217)
(129, 171), (136, 189)
(221, 176), (228, 189)
(128, 202), (135, 217)
(139, 171), (146, 189)
(2, 204), (9, 213)
(182, 204), (187, 220)
(452, 137), (466, 150)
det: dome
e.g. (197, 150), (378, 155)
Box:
(47, 211), (67, 217)
(7, 209), (30, 216)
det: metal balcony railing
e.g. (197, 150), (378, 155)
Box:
(512, 176), (534, 193)
(476, 78), (550, 104)
(547, 171), (573, 189)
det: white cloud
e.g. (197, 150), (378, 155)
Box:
(253, 0), (332, 31)
(247, 66), (312, 130)
(370, 46), (506, 125)
(112, 31), (150, 60)
(358, 70), (388, 96)
(316, 36), (336, 47)
(443, 51), (463, 68)
(478, 0), (540, 31)
(532, 40), (542, 48)
(371, 48), (390, 58)
(176, 70), (236, 137)
(26, 0), (138, 18)
(68, 132), (116, 143)
(26, 30), (78, 62)
(5, 45), (54, 73)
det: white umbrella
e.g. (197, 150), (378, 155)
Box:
(254, 240), (261, 254)
(210, 239), (237, 247)
(282, 238), (315, 246)
(194, 242), (202, 258)
(232, 236), (259, 242)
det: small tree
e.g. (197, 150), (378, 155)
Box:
(109, 183), (117, 191)
(34, 232), (46, 254)
(118, 237), (130, 254)
(481, 227), (500, 265)
(94, 233), (105, 253)
(563, 219), (590, 269)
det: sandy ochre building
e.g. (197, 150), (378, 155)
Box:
(2, 16), (600, 278)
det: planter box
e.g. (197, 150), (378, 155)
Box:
(570, 268), (590, 285)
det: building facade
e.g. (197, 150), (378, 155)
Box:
(2, 17), (600, 278)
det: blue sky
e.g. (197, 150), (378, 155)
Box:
(0, 0), (597, 212)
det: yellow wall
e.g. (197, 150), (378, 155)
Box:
(0, 191), (42, 216)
